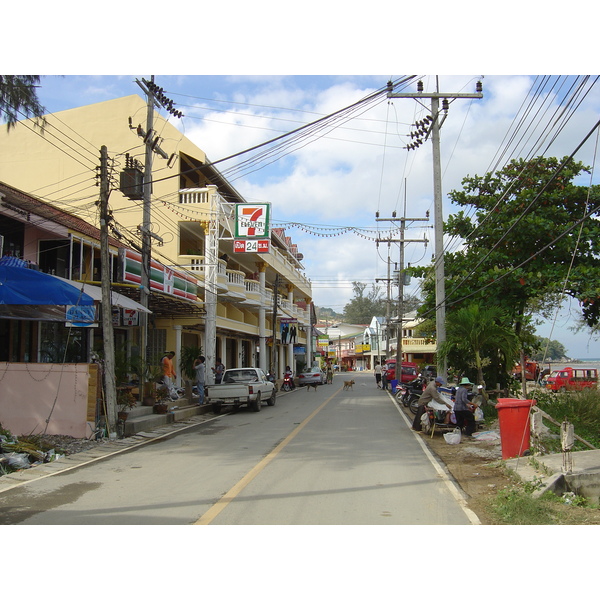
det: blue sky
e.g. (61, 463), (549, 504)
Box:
(25, 73), (600, 359)
(6, 6), (600, 359)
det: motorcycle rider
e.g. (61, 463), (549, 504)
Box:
(412, 376), (452, 432)
(284, 365), (295, 389)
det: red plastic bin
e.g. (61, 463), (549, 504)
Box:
(495, 398), (536, 459)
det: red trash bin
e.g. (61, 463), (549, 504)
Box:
(495, 398), (537, 459)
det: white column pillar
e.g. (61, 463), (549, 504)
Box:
(258, 265), (267, 372)
(173, 325), (183, 386)
(236, 338), (243, 368)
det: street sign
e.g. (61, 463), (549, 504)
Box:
(233, 239), (270, 253)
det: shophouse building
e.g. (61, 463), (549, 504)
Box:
(0, 93), (314, 434)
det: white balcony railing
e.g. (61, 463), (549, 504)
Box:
(179, 189), (209, 205)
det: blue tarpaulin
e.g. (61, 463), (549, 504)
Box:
(0, 264), (95, 305)
(0, 264), (95, 321)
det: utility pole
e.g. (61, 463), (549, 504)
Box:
(376, 213), (428, 378)
(135, 77), (155, 394)
(387, 78), (483, 380)
(133, 76), (181, 384)
(272, 273), (280, 377)
(99, 145), (118, 436)
(375, 249), (393, 365)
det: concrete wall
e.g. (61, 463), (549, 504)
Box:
(0, 362), (98, 437)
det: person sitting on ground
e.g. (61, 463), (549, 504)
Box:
(412, 376), (452, 431)
(454, 377), (477, 437)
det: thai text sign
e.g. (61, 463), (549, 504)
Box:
(233, 239), (270, 253)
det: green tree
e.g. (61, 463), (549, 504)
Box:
(530, 336), (568, 361)
(438, 304), (520, 391)
(342, 281), (420, 324)
(410, 156), (600, 370)
(343, 282), (382, 324)
(0, 75), (46, 130)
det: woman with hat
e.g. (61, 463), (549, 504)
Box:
(454, 377), (476, 437)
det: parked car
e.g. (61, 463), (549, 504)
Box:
(545, 367), (598, 392)
(205, 367), (276, 413)
(298, 367), (326, 386)
(384, 359), (419, 383)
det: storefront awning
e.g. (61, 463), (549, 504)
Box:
(50, 276), (151, 314)
(0, 265), (95, 306)
(0, 264), (95, 321)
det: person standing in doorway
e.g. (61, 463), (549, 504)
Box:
(193, 355), (206, 405)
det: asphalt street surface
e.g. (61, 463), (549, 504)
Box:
(0, 373), (478, 525)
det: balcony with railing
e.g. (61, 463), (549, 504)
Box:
(244, 279), (262, 306)
(178, 255), (206, 279)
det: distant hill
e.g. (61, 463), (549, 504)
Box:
(316, 306), (343, 323)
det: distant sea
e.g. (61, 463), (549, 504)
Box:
(546, 359), (600, 371)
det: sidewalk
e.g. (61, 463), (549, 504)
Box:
(0, 409), (218, 496)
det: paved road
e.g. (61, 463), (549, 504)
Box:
(0, 374), (478, 525)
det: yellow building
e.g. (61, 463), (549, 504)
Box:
(0, 93), (313, 382)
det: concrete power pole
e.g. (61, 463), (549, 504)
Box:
(387, 78), (483, 380)
(375, 248), (393, 365)
(99, 145), (118, 436)
(376, 213), (428, 377)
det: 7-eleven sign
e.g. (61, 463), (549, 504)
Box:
(235, 203), (270, 238)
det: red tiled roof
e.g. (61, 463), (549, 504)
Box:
(0, 181), (126, 248)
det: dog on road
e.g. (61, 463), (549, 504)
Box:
(343, 379), (355, 391)
(305, 382), (319, 391)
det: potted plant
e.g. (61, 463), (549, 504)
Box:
(130, 356), (164, 406)
(117, 388), (137, 421)
(179, 345), (203, 399)
(153, 386), (170, 414)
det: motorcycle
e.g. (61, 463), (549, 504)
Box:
(395, 375), (427, 414)
(282, 372), (294, 392)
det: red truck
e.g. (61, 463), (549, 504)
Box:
(384, 359), (419, 383)
(512, 360), (539, 381)
(545, 367), (598, 392)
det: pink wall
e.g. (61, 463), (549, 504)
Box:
(0, 363), (93, 437)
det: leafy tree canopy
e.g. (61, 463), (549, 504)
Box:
(0, 75), (46, 130)
(438, 303), (520, 389)
(342, 281), (420, 324)
(410, 156), (600, 339)
(530, 336), (568, 361)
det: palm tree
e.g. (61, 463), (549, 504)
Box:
(0, 76), (46, 130)
(438, 303), (520, 391)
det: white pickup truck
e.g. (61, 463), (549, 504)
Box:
(205, 367), (277, 414)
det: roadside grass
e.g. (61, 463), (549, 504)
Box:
(530, 387), (600, 450)
(487, 484), (600, 524)
(484, 388), (600, 524)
